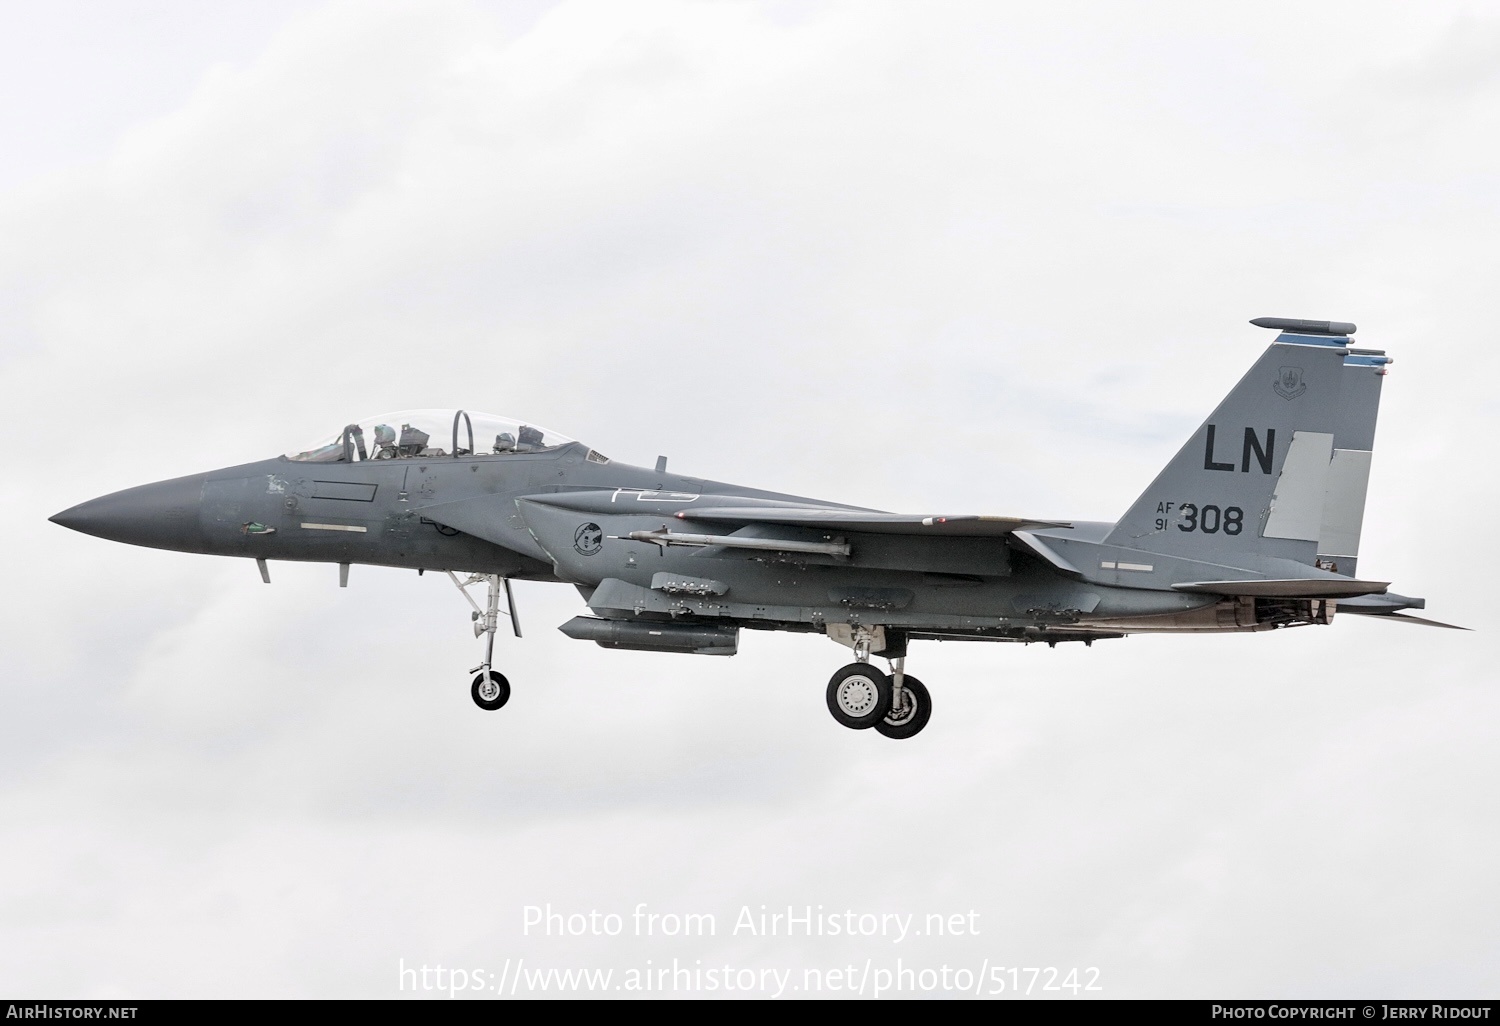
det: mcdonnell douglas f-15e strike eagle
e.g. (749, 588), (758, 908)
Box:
(51, 317), (1454, 739)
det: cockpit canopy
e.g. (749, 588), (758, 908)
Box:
(287, 409), (578, 463)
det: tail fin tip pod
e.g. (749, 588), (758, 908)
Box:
(1249, 316), (1357, 336)
(1105, 317), (1387, 574)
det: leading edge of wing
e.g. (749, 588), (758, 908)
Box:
(673, 508), (1071, 537)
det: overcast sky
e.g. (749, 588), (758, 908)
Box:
(3, 0), (1497, 999)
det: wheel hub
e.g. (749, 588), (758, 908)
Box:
(885, 691), (916, 726)
(837, 675), (880, 716)
(478, 679), (500, 701)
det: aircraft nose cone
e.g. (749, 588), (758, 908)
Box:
(50, 473), (209, 551)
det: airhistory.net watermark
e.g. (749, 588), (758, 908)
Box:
(5, 1007), (139, 1020)
(397, 957), (1102, 998)
(396, 901), (1102, 998)
(520, 902), (983, 942)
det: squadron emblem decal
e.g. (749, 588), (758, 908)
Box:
(574, 522), (604, 556)
(1273, 366), (1306, 401)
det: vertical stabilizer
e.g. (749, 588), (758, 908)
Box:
(1104, 321), (1388, 574)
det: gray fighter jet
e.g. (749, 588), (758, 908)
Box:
(50, 317), (1455, 739)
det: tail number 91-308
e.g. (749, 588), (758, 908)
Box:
(1153, 501), (1244, 535)
(1166, 502), (1242, 535)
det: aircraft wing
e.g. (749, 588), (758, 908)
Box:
(673, 508), (1070, 537)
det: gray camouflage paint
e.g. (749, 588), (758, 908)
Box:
(49, 319), (1434, 663)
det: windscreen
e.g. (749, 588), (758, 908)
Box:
(287, 410), (576, 462)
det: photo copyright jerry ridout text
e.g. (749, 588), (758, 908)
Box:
(1213, 1008), (1492, 1020)
(522, 902), (980, 942)
(397, 958), (1102, 997)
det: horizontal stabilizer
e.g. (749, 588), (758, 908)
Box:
(675, 508), (1068, 537)
(1340, 610), (1471, 631)
(1172, 578), (1389, 598)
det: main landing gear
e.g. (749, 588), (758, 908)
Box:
(824, 630), (932, 739)
(447, 571), (521, 711)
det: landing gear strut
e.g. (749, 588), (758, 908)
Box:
(824, 627), (932, 739)
(875, 674), (930, 739)
(448, 571), (521, 711)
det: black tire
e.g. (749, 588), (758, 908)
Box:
(875, 676), (931, 739)
(826, 663), (893, 729)
(471, 670), (510, 711)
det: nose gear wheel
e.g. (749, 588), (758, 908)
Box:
(471, 670), (511, 711)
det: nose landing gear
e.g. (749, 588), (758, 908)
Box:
(447, 571), (521, 711)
